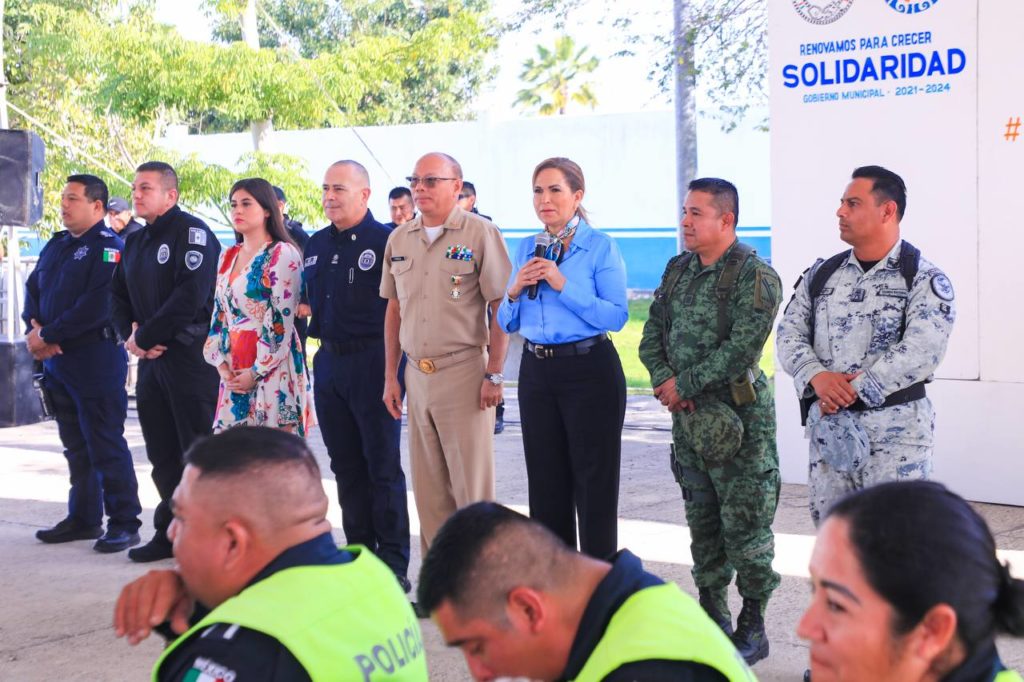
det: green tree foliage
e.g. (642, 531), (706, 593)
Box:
(201, 0), (498, 128)
(510, 0), (767, 131)
(2, 0), (498, 236)
(514, 35), (598, 116)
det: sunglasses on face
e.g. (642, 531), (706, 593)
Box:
(406, 176), (457, 189)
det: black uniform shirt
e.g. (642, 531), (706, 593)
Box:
(561, 550), (729, 682)
(110, 205), (221, 350)
(303, 209), (390, 343)
(284, 217), (310, 252)
(119, 218), (145, 239)
(157, 533), (353, 682)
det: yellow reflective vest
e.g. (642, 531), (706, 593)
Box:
(574, 582), (757, 682)
(153, 546), (428, 681)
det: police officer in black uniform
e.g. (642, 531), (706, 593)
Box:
(384, 186), (416, 229)
(272, 185), (311, 363)
(25, 174), (143, 552)
(111, 161), (221, 562)
(106, 196), (144, 239)
(305, 160), (412, 590)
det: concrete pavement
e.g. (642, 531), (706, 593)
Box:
(1, 390), (1022, 681)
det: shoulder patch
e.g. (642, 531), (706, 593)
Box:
(930, 273), (954, 301)
(185, 250), (204, 271)
(188, 655), (237, 682)
(188, 227), (208, 246)
(754, 268), (778, 312)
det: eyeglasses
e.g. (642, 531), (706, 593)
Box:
(407, 176), (457, 189)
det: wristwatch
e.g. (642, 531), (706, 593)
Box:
(484, 372), (504, 386)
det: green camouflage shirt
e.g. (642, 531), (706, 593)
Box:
(640, 240), (781, 400)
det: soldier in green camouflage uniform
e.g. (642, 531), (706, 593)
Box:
(639, 178), (781, 666)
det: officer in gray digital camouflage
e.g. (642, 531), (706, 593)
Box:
(640, 177), (781, 666)
(776, 165), (956, 526)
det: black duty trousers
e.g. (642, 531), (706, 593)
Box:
(518, 337), (626, 559)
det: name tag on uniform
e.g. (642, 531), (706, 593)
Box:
(390, 256), (406, 262)
(877, 287), (908, 299)
(305, 255), (318, 267)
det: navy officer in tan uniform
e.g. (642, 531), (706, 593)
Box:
(380, 152), (512, 557)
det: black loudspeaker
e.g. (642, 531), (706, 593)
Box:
(0, 129), (46, 227)
(0, 340), (45, 427)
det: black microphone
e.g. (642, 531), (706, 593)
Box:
(528, 232), (554, 300)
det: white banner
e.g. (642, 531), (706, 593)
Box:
(768, 2), (1024, 504)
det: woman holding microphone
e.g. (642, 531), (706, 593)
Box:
(498, 157), (628, 559)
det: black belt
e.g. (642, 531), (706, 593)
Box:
(847, 382), (926, 411)
(321, 338), (381, 355)
(524, 334), (608, 359)
(59, 326), (116, 352)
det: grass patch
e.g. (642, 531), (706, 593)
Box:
(610, 297), (775, 390)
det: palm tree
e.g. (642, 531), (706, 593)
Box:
(514, 35), (599, 116)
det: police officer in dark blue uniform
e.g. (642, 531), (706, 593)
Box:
(107, 196), (144, 239)
(111, 161), (221, 563)
(272, 185), (311, 363)
(25, 174), (143, 552)
(305, 160), (412, 590)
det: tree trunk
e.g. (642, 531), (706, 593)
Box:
(240, 0), (273, 151)
(1, 0), (9, 128)
(674, 0), (697, 253)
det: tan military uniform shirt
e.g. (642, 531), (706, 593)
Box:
(380, 206), (511, 358)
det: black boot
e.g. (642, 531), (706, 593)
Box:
(698, 588), (733, 637)
(731, 598), (769, 665)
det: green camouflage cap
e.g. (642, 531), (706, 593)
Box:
(682, 399), (744, 462)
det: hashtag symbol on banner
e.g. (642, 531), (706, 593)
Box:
(1006, 117), (1022, 142)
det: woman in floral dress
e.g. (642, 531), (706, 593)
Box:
(203, 177), (313, 435)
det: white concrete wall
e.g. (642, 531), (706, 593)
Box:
(164, 110), (772, 231)
(769, 1), (1023, 505)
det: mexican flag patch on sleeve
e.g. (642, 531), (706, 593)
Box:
(102, 248), (121, 263)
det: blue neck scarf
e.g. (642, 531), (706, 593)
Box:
(545, 214), (581, 263)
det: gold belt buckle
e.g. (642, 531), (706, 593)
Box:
(417, 358), (436, 374)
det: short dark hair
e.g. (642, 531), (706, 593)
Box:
(460, 181), (477, 198)
(136, 161), (179, 191)
(852, 165), (907, 221)
(687, 177), (739, 228)
(185, 426), (321, 482)
(417, 502), (571, 616)
(388, 186), (412, 201)
(66, 174), (109, 209)
(827, 481), (1024, 654)
(229, 177), (296, 248)
(272, 185), (286, 203)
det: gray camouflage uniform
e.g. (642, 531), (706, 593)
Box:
(776, 239), (956, 524)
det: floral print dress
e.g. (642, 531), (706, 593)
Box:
(203, 241), (314, 435)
